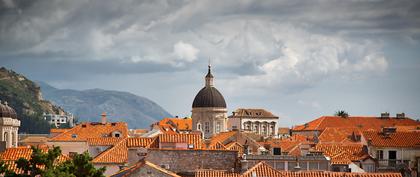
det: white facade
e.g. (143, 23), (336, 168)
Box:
(369, 146), (420, 171)
(192, 107), (228, 139)
(0, 117), (20, 148)
(43, 112), (75, 128)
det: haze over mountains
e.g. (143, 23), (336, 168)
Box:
(38, 82), (172, 129)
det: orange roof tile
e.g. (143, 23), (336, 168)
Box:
(242, 161), (284, 177)
(87, 137), (123, 146)
(50, 122), (128, 141)
(293, 116), (420, 131)
(158, 117), (192, 131)
(112, 160), (181, 177)
(0, 146), (70, 174)
(158, 134), (203, 149)
(318, 127), (363, 144)
(208, 141), (227, 150)
(210, 131), (237, 145)
(126, 137), (155, 148)
(363, 130), (420, 148)
(195, 169), (240, 177)
(315, 144), (366, 164)
(229, 108), (278, 119)
(92, 138), (128, 164)
(50, 128), (71, 133)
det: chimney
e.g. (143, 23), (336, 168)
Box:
(380, 112), (390, 119)
(396, 113), (405, 119)
(101, 112), (107, 124)
(382, 127), (396, 135)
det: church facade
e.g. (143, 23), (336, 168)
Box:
(191, 65), (228, 139)
(0, 101), (20, 148)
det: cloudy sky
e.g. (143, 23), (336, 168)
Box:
(1, 0), (420, 126)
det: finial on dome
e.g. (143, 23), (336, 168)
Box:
(205, 60), (214, 87)
(4, 101), (8, 106)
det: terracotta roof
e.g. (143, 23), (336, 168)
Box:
(229, 108), (278, 119)
(394, 125), (420, 132)
(158, 134), (203, 149)
(363, 130), (420, 148)
(111, 160), (181, 177)
(242, 161), (284, 177)
(196, 162), (402, 177)
(280, 171), (402, 177)
(156, 124), (178, 134)
(195, 169), (240, 177)
(19, 136), (50, 144)
(315, 144), (366, 164)
(158, 118), (192, 131)
(210, 131), (237, 145)
(293, 116), (420, 131)
(0, 146), (70, 174)
(126, 137), (155, 148)
(87, 137), (124, 146)
(132, 129), (148, 134)
(225, 142), (243, 155)
(318, 127), (362, 144)
(92, 138), (128, 164)
(50, 122), (128, 141)
(208, 141), (227, 150)
(50, 128), (71, 133)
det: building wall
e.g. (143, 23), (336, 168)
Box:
(369, 147), (420, 169)
(143, 149), (238, 173)
(46, 141), (88, 155)
(227, 117), (241, 131)
(192, 107), (228, 139)
(244, 155), (330, 171)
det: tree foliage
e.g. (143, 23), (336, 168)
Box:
(335, 110), (349, 118)
(0, 146), (105, 177)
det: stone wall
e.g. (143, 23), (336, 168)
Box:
(143, 149), (238, 173)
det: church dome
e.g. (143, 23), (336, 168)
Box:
(192, 87), (226, 108)
(192, 65), (226, 108)
(0, 101), (17, 119)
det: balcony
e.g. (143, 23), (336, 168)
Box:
(377, 159), (410, 170)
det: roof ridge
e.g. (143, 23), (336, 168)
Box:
(145, 161), (181, 177)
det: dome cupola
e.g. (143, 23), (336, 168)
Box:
(0, 101), (17, 119)
(192, 65), (226, 108)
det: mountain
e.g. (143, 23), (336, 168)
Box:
(38, 82), (172, 129)
(0, 67), (66, 134)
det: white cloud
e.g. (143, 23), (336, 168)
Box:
(173, 41), (199, 62)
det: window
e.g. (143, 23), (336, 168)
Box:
(232, 126), (238, 129)
(197, 123), (201, 130)
(216, 122), (221, 133)
(273, 148), (281, 155)
(204, 122), (210, 133)
(71, 134), (77, 138)
(376, 150), (384, 160)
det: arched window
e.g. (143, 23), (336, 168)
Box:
(204, 122), (210, 133)
(3, 132), (8, 147)
(216, 122), (221, 133)
(197, 123), (202, 130)
(11, 132), (16, 147)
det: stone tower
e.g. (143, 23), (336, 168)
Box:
(0, 101), (20, 148)
(192, 65), (227, 139)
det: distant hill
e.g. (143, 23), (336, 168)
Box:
(38, 82), (172, 129)
(0, 67), (66, 134)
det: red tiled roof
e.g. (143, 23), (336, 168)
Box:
(242, 161), (284, 177)
(92, 138), (128, 164)
(315, 144), (366, 164)
(112, 160), (181, 177)
(158, 134), (203, 149)
(363, 130), (420, 148)
(158, 117), (192, 131)
(87, 137), (123, 146)
(196, 169), (240, 177)
(196, 162), (403, 177)
(50, 122), (128, 141)
(0, 146), (70, 174)
(126, 137), (155, 148)
(229, 108), (278, 119)
(318, 127), (362, 144)
(50, 128), (71, 133)
(293, 116), (420, 131)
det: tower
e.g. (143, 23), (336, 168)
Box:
(0, 101), (20, 148)
(192, 65), (227, 139)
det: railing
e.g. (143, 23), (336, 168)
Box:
(377, 159), (410, 170)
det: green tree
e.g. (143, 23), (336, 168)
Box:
(0, 146), (105, 177)
(335, 110), (349, 118)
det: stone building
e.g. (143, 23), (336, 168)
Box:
(192, 65), (228, 139)
(0, 101), (20, 148)
(228, 108), (279, 137)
